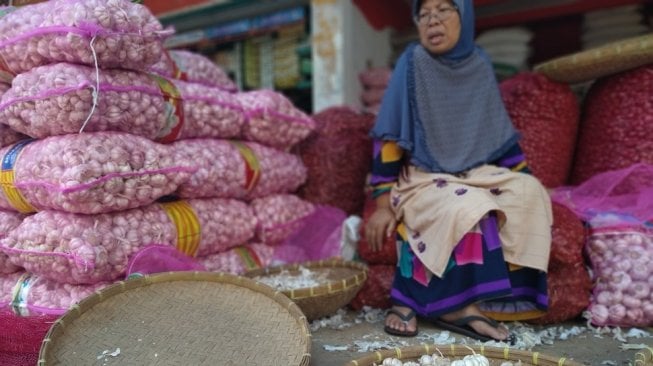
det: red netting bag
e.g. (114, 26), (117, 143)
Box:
(0, 310), (57, 365)
(550, 202), (587, 265)
(527, 261), (592, 325)
(570, 65), (653, 185)
(499, 72), (580, 188)
(297, 106), (374, 216)
(552, 163), (653, 225)
(349, 264), (395, 310)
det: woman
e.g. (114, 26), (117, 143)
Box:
(365, 0), (552, 342)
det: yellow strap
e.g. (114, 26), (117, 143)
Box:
(558, 357), (566, 365)
(148, 73), (184, 143)
(160, 200), (201, 257)
(532, 351), (539, 365)
(230, 141), (261, 193)
(1, 139), (36, 213)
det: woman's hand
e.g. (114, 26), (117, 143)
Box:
(365, 195), (396, 252)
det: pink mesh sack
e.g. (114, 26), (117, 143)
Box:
(0, 132), (196, 214)
(584, 226), (653, 327)
(552, 163), (653, 327)
(0, 210), (25, 274)
(0, 197), (256, 284)
(238, 90), (315, 150)
(198, 242), (274, 275)
(0, 82), (30, 148)
(126, 244), (206, 277)
(173, 138), (307, 200)
(149, 49), (238, 92)
(552, 163), (653, 225)
(0, 63), (245, 141)
(0, 0), (168, 78)
(251, 194), (316, 246)
(0, 271), (109, 316)
(272, 205), (346, 264)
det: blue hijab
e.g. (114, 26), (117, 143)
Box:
(370, 0), (518, 174)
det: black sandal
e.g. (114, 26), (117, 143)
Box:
(383, 308), (418, 337)
(431, 315), (515, 344)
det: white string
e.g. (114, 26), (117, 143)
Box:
(79, 35), (100, 134)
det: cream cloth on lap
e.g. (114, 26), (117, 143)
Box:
(391, 164), (552, 278)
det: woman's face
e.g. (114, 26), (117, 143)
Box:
(416, 0), (461, 55)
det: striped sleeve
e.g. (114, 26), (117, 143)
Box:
(370, 140), (404, 198)
(492, 142), (532, 174)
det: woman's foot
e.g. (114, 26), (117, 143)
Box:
(440, 304), (510, 341)
(384, 306), (418, 337)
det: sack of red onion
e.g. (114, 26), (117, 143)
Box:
(149, 49), (238, 92)
(198, 242), (274, 275)
(297, 106), (374, 216)
(585, 226), (653, 327)
(172, 138), (307, 200)
(571, 65), (653, 184)
(0, 210), (25, 274)
(0, 0), (167, 79)
(237, 90), (315, 150)
(499, 72), (580, 188)
(0, 62), (245, 142)
(0, 132), (196, 214)
(0, 271), (109, 316)
(0, 197), (256, 284)
(251, 194), (316, 246)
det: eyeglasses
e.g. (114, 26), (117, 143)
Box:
(415, 6), (458, 25)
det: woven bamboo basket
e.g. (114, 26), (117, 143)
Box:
(533, 33), (653, 84)
(245, 259), (368, 321)
(38, 271), (311, 366)
(346, 344), (586, 365)
(633, 347), (653, 366)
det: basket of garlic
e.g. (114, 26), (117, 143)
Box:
(345, 344), (585, 366)
(38, 272), (311, 366)
(632, 347), (653, 365)
(245, 258), (368, 321)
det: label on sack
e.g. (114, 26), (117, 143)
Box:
(10, 273), (33, 317)
(160, 200), (201, 257)
(167, 51), (189, 82)
(233, 246), (262, 271)
(230, 141), (261, 193)
(0, 139), (36, 213)
(150, 74), (185, 143)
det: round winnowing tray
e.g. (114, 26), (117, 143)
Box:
(346, 344), (585, 366)
(533, 33), (653, 84)
(38, 272), (311, 366)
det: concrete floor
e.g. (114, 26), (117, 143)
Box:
(308, 309), (653, 365)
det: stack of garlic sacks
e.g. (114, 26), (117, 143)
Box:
(0, 0), (316, 319)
